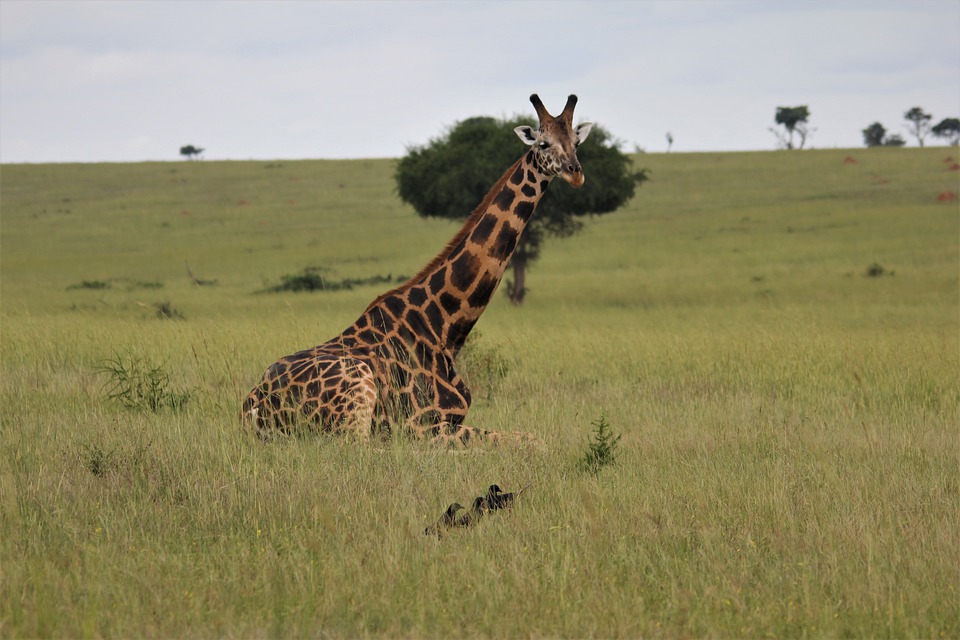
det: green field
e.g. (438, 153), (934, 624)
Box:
(2, 147), (958, 637)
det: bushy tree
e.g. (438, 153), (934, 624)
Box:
(932, 117), (960, 146)
(862, 122), (905, 147)
(863, 122), (887, 147)
(771, 106), (812, 150)
(884, 134), (906, 147)
(179, 145), (204, 160)
(396, 116), (646, 304)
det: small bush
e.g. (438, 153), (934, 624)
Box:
(67, 279), (167, 291)
(578, 413), (622, 476)
(865, 262), (894, 277)
(262, 266), (402, 293)
(131, 281), (164, 290)
(97, 352), (190, 412)
(267, 267), (329, 292)
(67, 280), (110, 290)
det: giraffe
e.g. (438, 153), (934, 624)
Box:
(242, 94), (593, 446)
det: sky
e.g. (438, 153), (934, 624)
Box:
(1, 0), (958, 163)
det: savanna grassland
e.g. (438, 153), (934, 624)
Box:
(1, 147), (958, 638)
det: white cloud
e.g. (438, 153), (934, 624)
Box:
(1, 0), (957, 162)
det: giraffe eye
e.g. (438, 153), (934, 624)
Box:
(538, 141), (550, 150)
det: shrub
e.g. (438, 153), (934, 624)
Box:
(96, 352), (190, 412)
(262, 266), (402, 293)
(67, 280), (111, 290)
(865, 263), (894, 277)
(578, 413), (622, 475)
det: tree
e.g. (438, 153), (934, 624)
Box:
(883, 134), (906, 147)
(179, 145), (204, 160)
(932, 117), (960, 146)
(396, 116), (647, 304)
(862, 122), (887, 147)
(904, 107), (932, 147)
(862, 122), (906, 147)
(770, 106), (812, 150)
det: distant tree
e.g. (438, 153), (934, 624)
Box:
(665, 132), (674, 153)
(179, 145), (204, 160)
(883, 134), (906, 147)
(863, 122), (887, 147)
(932, 117), (960, 146)
(862, 122), (906, 147)
(396, 115), (647, 304)
(770, 106), (812, 150)
(904, 107), (932, 147)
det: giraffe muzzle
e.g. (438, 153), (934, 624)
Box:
(561, 161), (585, 188)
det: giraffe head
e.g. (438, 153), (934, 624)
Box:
(514, 94), (593, 188)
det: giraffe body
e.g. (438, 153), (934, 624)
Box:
(242, 95), (592, 445)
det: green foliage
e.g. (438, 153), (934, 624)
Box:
(67, 278), (164, 291)
(131, 281), (164, 290)
(772, 105), (812, 149)
(932, 117), (960, 145)
(775, 105), (810, 129)
(96, 351), (189, 412)
(397, 116), (518, 218)
(397, 116), (646, 226)
(67, 280), (111, 290)
(883, 133), (907, 147)
(865, 262), (895, 277)
(863, 122), (907, 148)
(262, 266), (402, 293)
(179, 144), (204, 160)
(904, 107), (933, 147)
(577, 413), (621, 475)
(395, 115), (647, 298)
(862, 122), (886, 147)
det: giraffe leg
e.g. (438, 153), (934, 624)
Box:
(399, 373), (542, 447)
(242, 386), (287, 438)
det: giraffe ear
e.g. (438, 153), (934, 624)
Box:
(514, 126), (538, 146)
(575, 122), (594, 145)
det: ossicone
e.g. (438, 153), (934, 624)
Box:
(529, 94), (550, 121)
(529, 93), (579, 124)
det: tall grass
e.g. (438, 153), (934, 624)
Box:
(2, 148), (958, 637)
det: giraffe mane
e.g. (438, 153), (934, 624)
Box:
(365, 155), (525, 312)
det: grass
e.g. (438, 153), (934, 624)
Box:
(1, 147), (958, 637)
(96, 351), (191, 412)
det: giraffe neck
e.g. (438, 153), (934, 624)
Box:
(369, 149), (551, 356)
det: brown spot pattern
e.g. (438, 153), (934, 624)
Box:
(242, 96), (589, 446)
